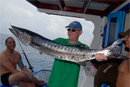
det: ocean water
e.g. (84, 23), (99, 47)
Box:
(0, 33), (54, 85)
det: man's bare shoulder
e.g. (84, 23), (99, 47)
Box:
(14, 50), (20, 55)
(14, 50), (20, 59)
(0, 51), (8, 59)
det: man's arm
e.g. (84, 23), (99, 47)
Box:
(17, 54), (33, 75)
(17, 54), (44, 85)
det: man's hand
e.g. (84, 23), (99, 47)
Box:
(95, 47), (108, 61)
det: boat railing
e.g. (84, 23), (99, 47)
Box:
(31, 68), (51, 87)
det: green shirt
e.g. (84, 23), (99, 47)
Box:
(47, 38), (89, 87)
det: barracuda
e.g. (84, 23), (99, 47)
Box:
(9, 25), (129, 65)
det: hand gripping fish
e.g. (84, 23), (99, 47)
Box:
(9, 25), (129, 65)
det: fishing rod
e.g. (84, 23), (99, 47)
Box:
(16, 38), (34, 72)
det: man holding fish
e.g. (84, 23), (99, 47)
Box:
(47, 21), (90, 87)
(47, 21), (108, 87)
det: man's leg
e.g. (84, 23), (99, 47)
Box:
(18, 81), (35, 87)
(8, 71), (34, 86)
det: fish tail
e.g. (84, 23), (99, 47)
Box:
(108, 38), (123, 56)
(110, 38), (123, 48)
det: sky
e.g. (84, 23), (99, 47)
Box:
(0, 0), (94, 46)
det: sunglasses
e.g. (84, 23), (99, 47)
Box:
(67, 29), (80, 32)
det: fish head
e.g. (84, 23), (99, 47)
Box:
(9, 26), (32, 46)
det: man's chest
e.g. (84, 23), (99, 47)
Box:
(118, 60), (129, 73)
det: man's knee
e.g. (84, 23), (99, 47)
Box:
(19, 71), (28, 78)
(8, 72), (28, 85)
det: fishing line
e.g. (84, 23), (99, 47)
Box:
(16, 37), (34, 72)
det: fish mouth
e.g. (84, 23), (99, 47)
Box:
(9, 25), (32, 46)
(9, 28), (19, 37)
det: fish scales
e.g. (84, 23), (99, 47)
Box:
(9, 25), (129, 65)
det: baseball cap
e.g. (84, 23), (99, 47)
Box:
(118, 29), (130, 38)
(65, 21), (82, 30)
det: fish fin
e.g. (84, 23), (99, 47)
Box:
(78, 61), (87, 66)
(79, 45), (88, 48)
(39, 51), (43, 55)
(78, 60), (91, 67)
(65, 45), (88, 49)
(75, 45), (88, 49)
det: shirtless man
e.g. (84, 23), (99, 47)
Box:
(0, 37), (44, 87)
(95, 29), (130, 87)
(116, 29), (130, 87)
